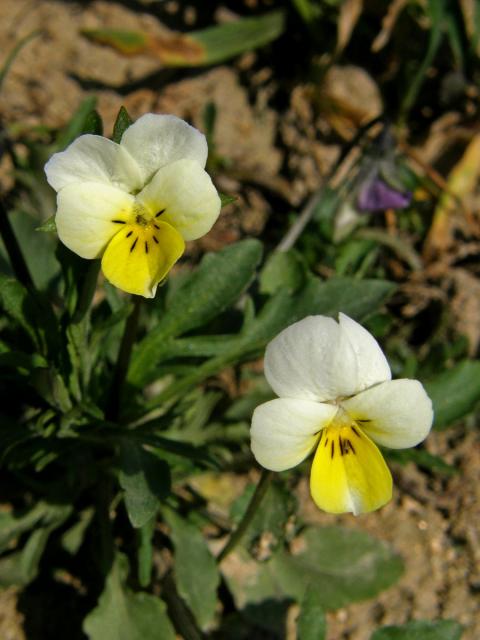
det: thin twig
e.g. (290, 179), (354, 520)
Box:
(217, 469), (273, 563)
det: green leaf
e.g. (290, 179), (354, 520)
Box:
(0, 504), (71, 587)
(36, 215), (57, 233)
(0, 502), (67, 553)
(119, 442), (170, 528)
(55, 96), (98, 150)
(137, 517), (156, 588)
(399, 0), (446, 123)
(0, 529), (50, 587)
(10, 209), (60, 290)
(162, 507), (220, 630)
(0, 350), (47, 375)
(220, 193), (237, 207)
(224, 525), (403, 610)
(386, 449), (457, 476)
(61, 508), (95, 555)
(81, 29), (148, 55)
(0, 30), (40, 92)
(370, 619), (463, 640)
(82, 109), (104, 136)
(143, 276), (395, 412)
(293, 276), (396, 321)
(83, 553), (175, 640)
(192, 10), (285, 65)
(230, 482), (295, 555)
(129, 239), (263, 386)
(423, 360), (480, 429)
(112, 106), (133, 144)
(83, 11), (285, 67)
(0, 274), (57, 352)
(296, 585), (327, 640)
(260, 251), (305, 295)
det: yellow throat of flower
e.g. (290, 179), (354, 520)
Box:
(101, 201), (185, 298)
(310, 406), (393, 515)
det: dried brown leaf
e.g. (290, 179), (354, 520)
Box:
(336, 0), (364, 54)
(371, 0), (409, 52)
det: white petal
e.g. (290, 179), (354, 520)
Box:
(342, 379), (433, 449)
(338, 313), (391, 389)
(56, 182), (135, 259)
(250, 398), (337, 472)
(264, 314), (390, 402)
(136, 159), (220, 240)
(45, 135), (143, 193)
(120, 114), (208, 184)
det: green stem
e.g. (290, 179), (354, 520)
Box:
(217, 469), (273, 563)
(162, 572), (204, 640)
(106, 295), (142, 422)
(397, 1), (445, 126)
(72, 260), (101, 323)
(0, 197), (35, 290)
(356, 228), (423, 271)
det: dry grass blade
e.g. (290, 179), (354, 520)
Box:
(424, 134), (480, 258)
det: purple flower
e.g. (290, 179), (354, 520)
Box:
(357, 175), (411, 213)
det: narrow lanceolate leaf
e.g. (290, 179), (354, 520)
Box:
(0, 274), (58, 354)
(0, 30), (40, 91)
(296, 585), (327, 640)
(137, 518), (156, 588)
(219, 193), (237, 207)
(81, 10), (285, 67)
(36, 215), (57, 233)
(0, 504), (71, 587)
(82, 110), (104, 136)
(83, 553), (175, 640)
(162, 507), (220, 630)
(112, 106), (133, 144)
(423, 360), (480, 429)
(55, 96), (97, 151)
(370, 619), (463, 640)
(143, 277), (395, 412)
(0, 502), (70, 554)
(119, 442), (170, 528)
(129, 239), (263, 387)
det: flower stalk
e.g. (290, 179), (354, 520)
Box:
(72, 259), (101, 323)
(106, 295), (142, 422)
(217, 468), (273, 563)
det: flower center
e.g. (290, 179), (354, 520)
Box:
(133, 202), (151, 226)
(318, 407), (369, 460)
(110, 201), (168, 233)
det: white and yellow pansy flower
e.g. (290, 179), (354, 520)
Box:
(251, 313), (433, 515)
(45, 114), (221, 298)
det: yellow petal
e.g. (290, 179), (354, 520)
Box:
(310, 425), (392, 515)
(101, 220), (185, 298)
